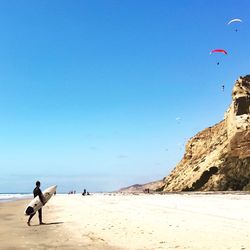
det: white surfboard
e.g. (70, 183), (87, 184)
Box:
(24, 185), (57, 216)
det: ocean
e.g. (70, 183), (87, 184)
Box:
(0, 193), (32, 202)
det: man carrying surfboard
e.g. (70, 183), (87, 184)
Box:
(27, 181), (45, 226)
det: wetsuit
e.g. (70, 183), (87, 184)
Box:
(33, 186), (44, 202)
(28, 187), (44, 224)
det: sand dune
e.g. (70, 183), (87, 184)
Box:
(0, 193), (250, 249)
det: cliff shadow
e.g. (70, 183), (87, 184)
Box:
(183, 166), (219, 191)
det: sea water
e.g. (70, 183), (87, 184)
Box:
(0, 193), (32, 202)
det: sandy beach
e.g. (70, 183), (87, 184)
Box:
(1, 193), (250, 250)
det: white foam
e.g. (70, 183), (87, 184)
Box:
(0, 193), (32, 202)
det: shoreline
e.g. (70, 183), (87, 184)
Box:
(1, 193), (250, 249)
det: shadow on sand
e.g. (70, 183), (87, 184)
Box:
(32, 222), (64, 226)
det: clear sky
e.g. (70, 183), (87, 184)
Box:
(0, 0), (250, 193)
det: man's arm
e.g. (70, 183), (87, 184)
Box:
(38, 189), (46, 205)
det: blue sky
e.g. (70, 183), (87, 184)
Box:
(0, 0), (250, 192)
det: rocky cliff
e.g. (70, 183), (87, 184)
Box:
(163, 75), (250, 191)
(119, 75), (250, 193)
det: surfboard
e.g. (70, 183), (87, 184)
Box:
(24, 185), (57, 216)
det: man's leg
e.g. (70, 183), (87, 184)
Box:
(27, 213), (35, 226)
(38, 208), (44, 224)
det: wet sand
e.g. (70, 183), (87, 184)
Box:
(0, 193), (250, 249)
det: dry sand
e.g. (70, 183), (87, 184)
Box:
(0, 193), (250, 250)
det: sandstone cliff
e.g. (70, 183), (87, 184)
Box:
(119, 75), (250, 193)
(163, 75), (250, 191)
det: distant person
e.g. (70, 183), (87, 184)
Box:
(82, 189), (86, 196)
(27, 181), (45, 226)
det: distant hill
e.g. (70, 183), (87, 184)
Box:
(118, 180), (164, 193)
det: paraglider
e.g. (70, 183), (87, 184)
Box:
(227, 18), (242, 32)
(175, 117), (181, 124)
(210, 49), (228, 65)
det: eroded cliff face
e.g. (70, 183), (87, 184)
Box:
(163, 75), (250, 192)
